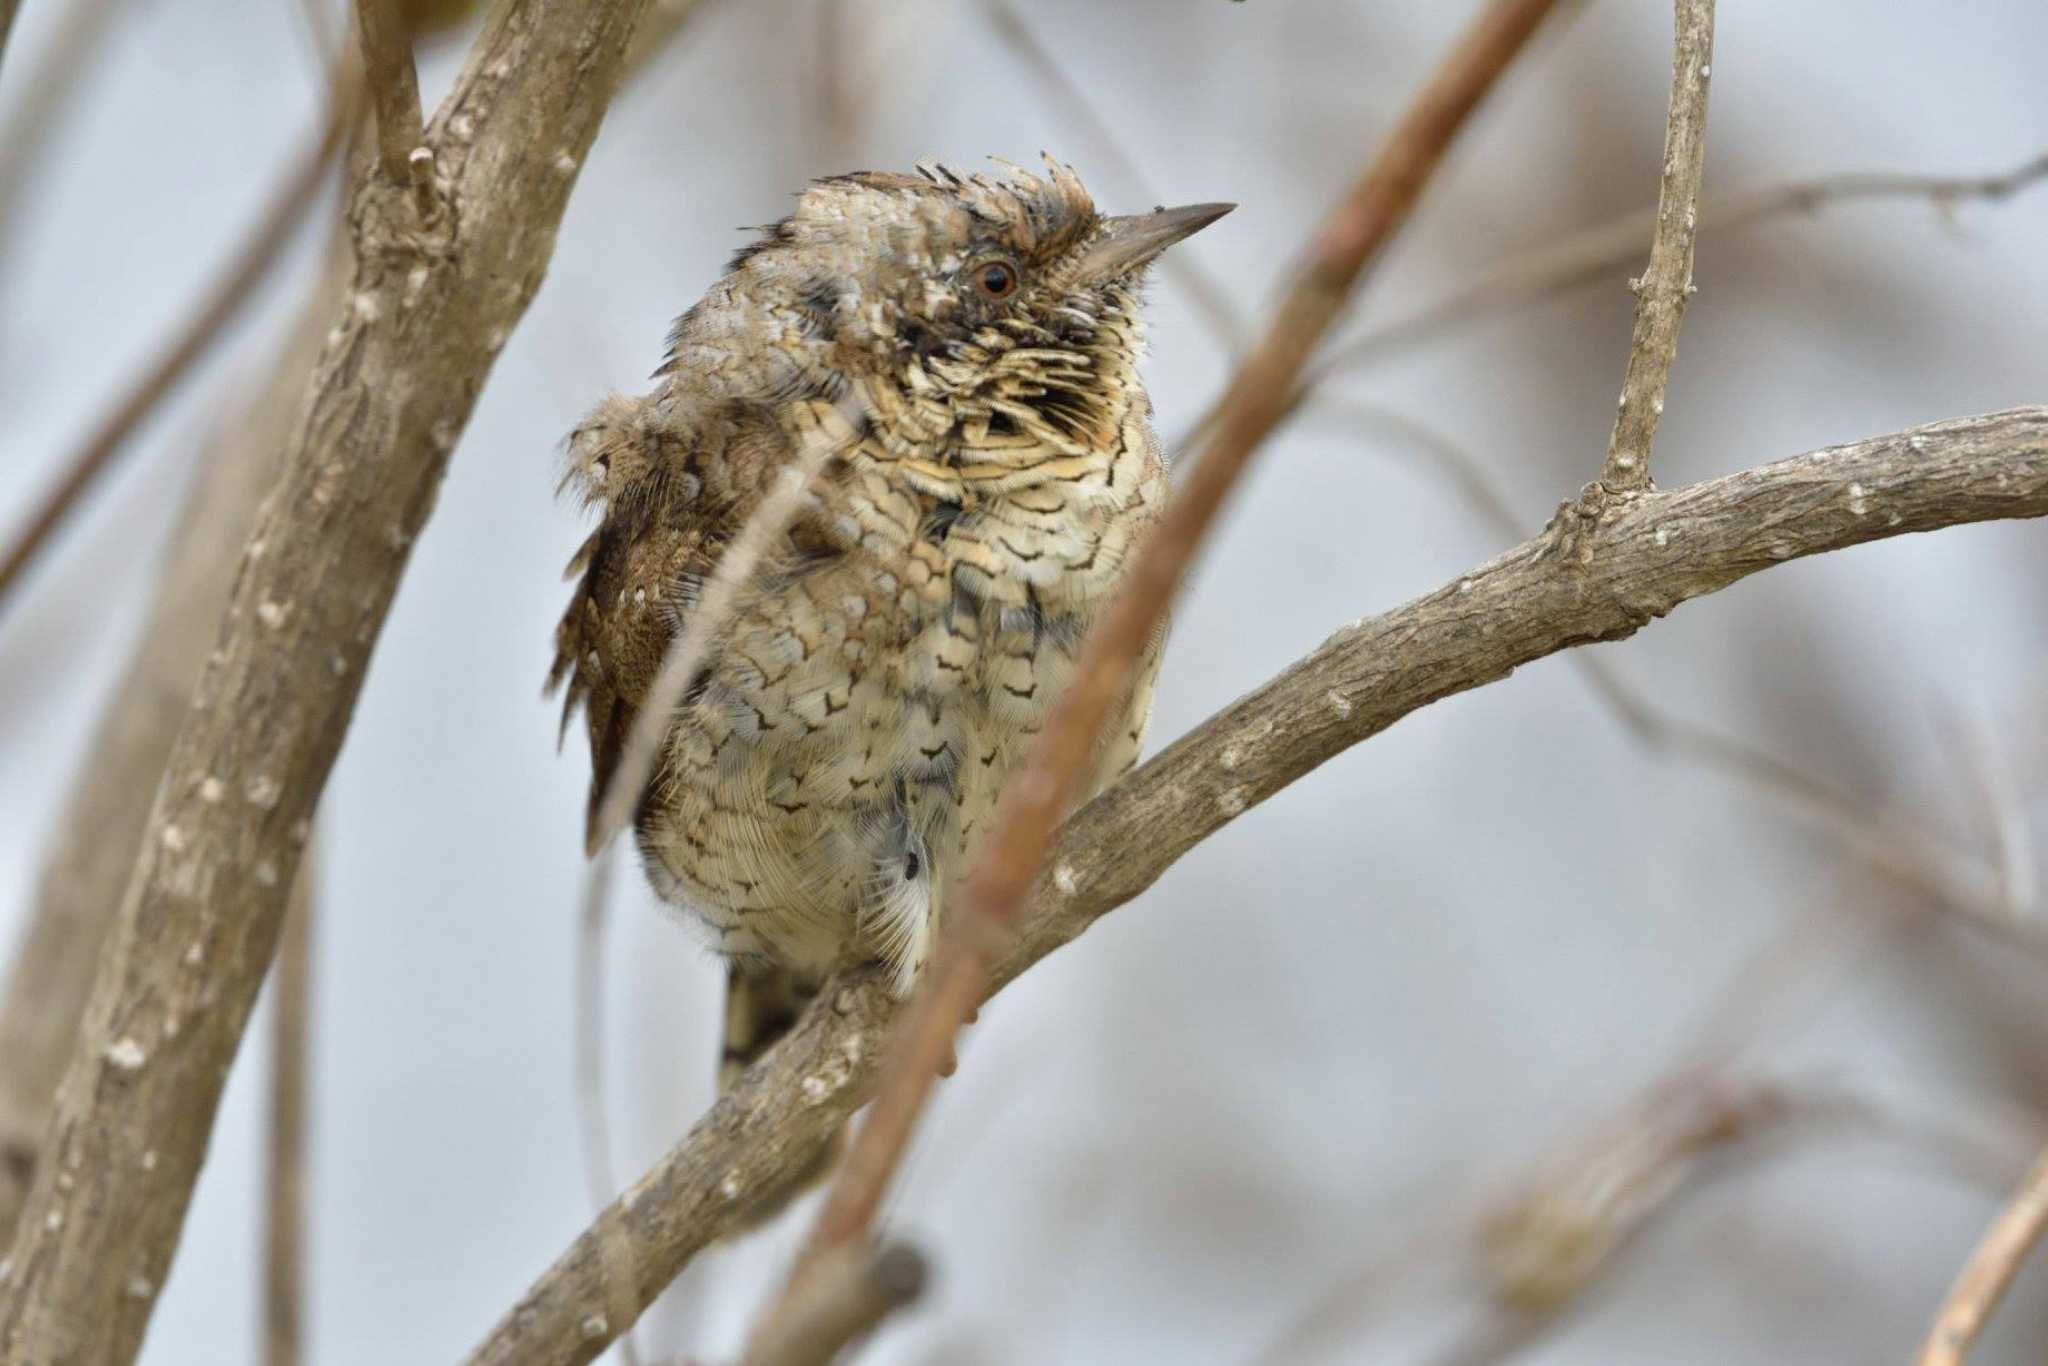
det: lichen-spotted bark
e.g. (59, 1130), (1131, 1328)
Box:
(0, 2), (647, 1360)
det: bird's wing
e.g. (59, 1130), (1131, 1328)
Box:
(547, 392), (792, 854)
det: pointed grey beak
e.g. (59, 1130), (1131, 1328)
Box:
(1073, 201), (1234, 282)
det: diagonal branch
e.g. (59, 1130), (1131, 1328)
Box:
(1601, 0), (1714, 491)
(468, 407), (2048, 1366)
(0, 2), (649, 1359)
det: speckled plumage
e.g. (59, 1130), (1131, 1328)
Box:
(549, 160), (1228, 1083)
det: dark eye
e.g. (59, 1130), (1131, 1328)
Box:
(975, 260), (1018, 299)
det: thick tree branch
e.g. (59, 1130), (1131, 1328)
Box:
(1918, 1142), (2048, 1365)
(0, 3), (648, 1359)
(1602, 0), (1713, 491)
(469, 407), (2048, 1365)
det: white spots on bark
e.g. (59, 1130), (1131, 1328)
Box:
(257, 600), (290, 630)
(245, 776), (281, 809)
(125, 1276), (154, 1301)
(1217, 787), (1247, 817)
(1327, 689), (1352, 719)
(1053, 863), (1079, 895)
(254, 860), (279, 888)
(1847, 482), (1869, 516)
(105, 1037), (148, 1071)
(578, 1314), (607, 1341)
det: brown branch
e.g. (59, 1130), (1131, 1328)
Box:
(0, 3), (648, 1358)
(0, 234), (353, 1247)
(264, 856), (315, 1366)
(1601, 0), (1713, 491)
(739, 1240), (927, 1366)
(1918, 1143), (2048, 1366)
(352, 0), (425, 184)
(466, 405), (2048, 1365)
(0, 73), (353, 616)
(780, 0), (1568, 1297)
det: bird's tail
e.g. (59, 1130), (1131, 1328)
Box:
(720, 964), (842, 1222)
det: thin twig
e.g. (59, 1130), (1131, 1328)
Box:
(264, 854), (316, 1366)
(0, 73), (355, 615)
(980, 0), (1249, 353)
(787, 0), (1568, 1290)
(1600, 0), (1713, 491)
(573, 850), (644, 1366)
(466, 408), (2048, 1366)
(1918, 1144), (2048, 1365)
(1313, 153), (2048, 382)
(739, 1241), (928, 1366)
(0, 4), (649, 1358)
(352, 0), (424, 184)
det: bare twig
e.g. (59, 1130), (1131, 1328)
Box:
(980, 0), (1248, 352)
(1601, 0), (1713, 491)
(783, 0), (1568, 1297)
(0, 75), (353, 615)
(0, 4), (648, 1358)
(0, 234), (353, 1247)
(1918, 1144), (2048, 1365)
(352, 0), (424, 185)
(264, 856), (316, 1366)
(572, 849), (641, 1366)
(1311, 153), (2048, 382)
(463, 423), (2048, 1365)
(739, 1241), (928, 1366)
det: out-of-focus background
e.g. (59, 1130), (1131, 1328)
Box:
(2, 2), (2046, 1361)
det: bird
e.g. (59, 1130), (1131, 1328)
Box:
(549, 158), (1231, 1095)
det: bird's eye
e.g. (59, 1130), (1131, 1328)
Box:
(974, 260), (1018, 300)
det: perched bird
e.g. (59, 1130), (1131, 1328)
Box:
(551, 159), (1230, 1090)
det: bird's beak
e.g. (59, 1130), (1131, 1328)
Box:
(1072, 201), (1235, 282)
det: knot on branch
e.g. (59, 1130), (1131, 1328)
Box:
(347, 168), (457, 273)
(1540, 480), (1642, 567)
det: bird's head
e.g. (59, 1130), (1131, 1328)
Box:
(700, 158), (1231, 466)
